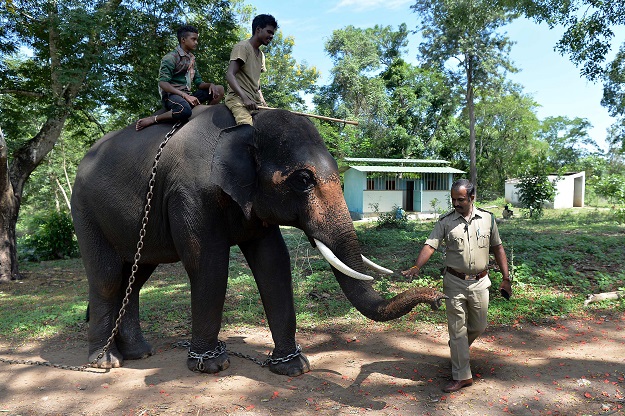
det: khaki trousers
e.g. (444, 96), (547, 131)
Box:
(443, 273), (491, 381)
(225, 95), (255, 126)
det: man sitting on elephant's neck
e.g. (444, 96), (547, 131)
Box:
(135, 25), (225, 131)
(225, 14), (278, 126)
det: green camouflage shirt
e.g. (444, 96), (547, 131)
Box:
(158, 45), (203, 97)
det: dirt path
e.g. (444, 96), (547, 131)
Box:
(1, 312), (623, 415)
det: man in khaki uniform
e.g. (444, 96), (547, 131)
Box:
(225, 14), (278, 125)
(402, 179), (512, 393)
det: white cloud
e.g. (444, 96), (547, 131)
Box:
(330, 0), (412, 13)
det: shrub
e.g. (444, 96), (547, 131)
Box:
(20, 210), (79, 261)
(376, 205), (408, 228)
(517, 163), (558, 219)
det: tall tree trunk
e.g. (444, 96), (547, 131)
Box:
(0, 0), (113, 283)
(0, 114), (70, 283)
(0, 128), (20, 282)
(467, 54), (477, 195)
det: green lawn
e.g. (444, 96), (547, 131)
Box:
(1, 207), (623, 343)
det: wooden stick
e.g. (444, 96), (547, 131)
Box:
(258, 106), (359, 125)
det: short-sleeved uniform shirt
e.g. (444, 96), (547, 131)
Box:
(225, 40), (266, 103)
(158, 45), (204, 97)
(425, 207), (502, 275)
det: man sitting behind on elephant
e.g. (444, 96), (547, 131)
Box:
(225, 14), (278, 125)
(136, 25), (225, 130)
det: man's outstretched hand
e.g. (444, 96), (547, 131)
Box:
(401, 267), (420, 278)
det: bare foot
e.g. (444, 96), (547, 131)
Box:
(136, 115), (158, 131)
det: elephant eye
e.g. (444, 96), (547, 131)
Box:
(288, 169), (316, 193)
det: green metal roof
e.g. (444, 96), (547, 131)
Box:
(344, 157), (450, 164)
(348, 166), (465, 174)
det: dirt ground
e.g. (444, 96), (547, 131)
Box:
(1, 309), (624, 416)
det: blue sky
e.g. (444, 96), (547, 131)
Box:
(247, 0), (624, 150)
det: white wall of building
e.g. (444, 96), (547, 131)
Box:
(505, 172), (585, 209)
(421, 190), (450, 213)
(363, 191), (404, 213)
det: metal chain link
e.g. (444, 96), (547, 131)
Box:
(0, 122), (182, 373)
(89, 121), (182, 368)
(174, 340), (303, 368)
(0, 356), (105, 372)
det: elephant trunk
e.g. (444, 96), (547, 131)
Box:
(318, 229), (445, 322)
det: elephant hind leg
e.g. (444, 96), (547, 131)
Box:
(88, 348), (123, 369)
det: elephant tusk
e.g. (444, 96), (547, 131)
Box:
(361, 255), (393, 275)
(314, 239), (374, 281)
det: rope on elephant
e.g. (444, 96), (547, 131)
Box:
(258, 106), (359, 125)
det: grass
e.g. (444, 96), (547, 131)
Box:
(0, 207), (624, 344)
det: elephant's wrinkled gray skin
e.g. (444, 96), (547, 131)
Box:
(71, 104), (446, 376)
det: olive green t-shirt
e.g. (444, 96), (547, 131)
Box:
(425, 207), (502, 275)
(226, 40), (266, 103)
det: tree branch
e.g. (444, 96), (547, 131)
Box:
(0, 89), (46, 98)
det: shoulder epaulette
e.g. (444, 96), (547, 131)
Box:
(476, 207), (495, 229)
(438, 209), (455, 220)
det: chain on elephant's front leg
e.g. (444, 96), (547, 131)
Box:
(186, 340), (231, 373)
(267, 345), (310, 377)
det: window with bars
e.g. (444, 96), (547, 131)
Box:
(422, 173), (447, 190)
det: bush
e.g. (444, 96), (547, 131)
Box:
(20, 210), (79, 261)
(517, 163), (558, 219)
(376, 205), (408, 228)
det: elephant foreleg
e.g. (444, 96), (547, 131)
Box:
(239, 226), (310, 376)
(185, 245), (231, 373)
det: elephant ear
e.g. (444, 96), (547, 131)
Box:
(210, 124), (257, 219)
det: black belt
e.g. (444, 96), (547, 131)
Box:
(446, 267), (488, 281)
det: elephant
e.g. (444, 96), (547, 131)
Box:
(71, 104), (446, 376)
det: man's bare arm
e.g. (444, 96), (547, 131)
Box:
(226, 59), (257, 110)
(401, 244), (436, 277)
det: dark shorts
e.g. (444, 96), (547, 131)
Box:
(162, 90), (214, 120)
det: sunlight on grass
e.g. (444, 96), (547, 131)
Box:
(1, 207), (623, 342)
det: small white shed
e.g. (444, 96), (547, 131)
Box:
(505, 172), (585, 209)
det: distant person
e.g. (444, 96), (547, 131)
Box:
(136, 25), (224, 130)
(225, 14), (278, 125)
(502, 205), (514, 219)
(402, 179), (512, 393)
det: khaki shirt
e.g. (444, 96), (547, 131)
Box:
(425, 207), (502, 275)
(226, 40), (266, 103)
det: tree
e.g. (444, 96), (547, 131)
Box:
(259, 32), (320, 110)
(381, 58), (461, 159)
(504, 1), (625, 147)
(313, 25), (410, 158)
(0, 0), (239, 281)
(473, 86), (541, 195)
(314, 24), (460, 160)
(537, 116), (598, 172)
(412, 0), (518, 193)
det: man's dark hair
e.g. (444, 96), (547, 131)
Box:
(177, 25), (198, 43)
(452, 178), (475, 196)
(252, 14), (278, 33)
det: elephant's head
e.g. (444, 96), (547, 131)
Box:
(211, 109), (445, 321)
